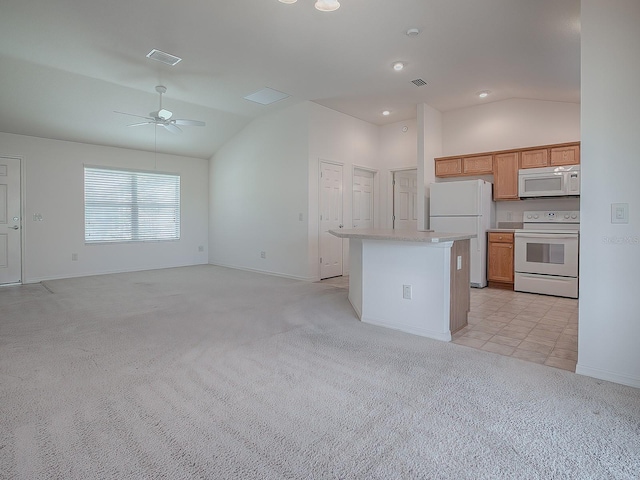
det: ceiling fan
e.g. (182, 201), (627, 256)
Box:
(114, 85), (205, 134)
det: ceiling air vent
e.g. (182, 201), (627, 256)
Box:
(146, 49), (182, 66)
(411, 78), (427, 87)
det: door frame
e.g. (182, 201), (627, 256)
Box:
(318, 159), (345, 279)
(389, 167), (417, 229)
(1, 155), (24, 285)
(351, 164), (378, 229)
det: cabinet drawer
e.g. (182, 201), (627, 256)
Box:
(488, 232), (514, 243)
(463, 155), (493, 175)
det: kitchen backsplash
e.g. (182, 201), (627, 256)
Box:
(494, 196), (580, 225)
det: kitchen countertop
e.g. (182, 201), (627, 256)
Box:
(487, 228), (518, 233)
(329, 228), (476, 243)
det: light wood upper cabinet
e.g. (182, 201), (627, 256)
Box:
(463, 155), (493, 175)
(433, 141), (579, 199)
(520, 149), (549, 169)
(434, 158), (462, 177)
(435, 155), (492, 178)
(550, 145), (580, 166)
(493, 152), (519, 200)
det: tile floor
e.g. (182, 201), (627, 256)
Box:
(319, 276), (578, 372)
(457, 288), (578, 372)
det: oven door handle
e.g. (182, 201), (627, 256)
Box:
(516, 233), (578, 239)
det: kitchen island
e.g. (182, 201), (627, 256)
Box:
(329, 229), (475, 341)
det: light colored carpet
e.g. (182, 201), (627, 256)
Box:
(1, 265), (639, 479)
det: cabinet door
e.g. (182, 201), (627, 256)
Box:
(463, 155), (493, 175)
(550, 145), (580, 166)
(520, 149), (549, 169)
(435, 158), (462, 177)
(488, 241), (514, 283)
(493, 152), (519, 200)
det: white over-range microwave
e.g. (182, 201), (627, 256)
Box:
(518, 165), (580, 198)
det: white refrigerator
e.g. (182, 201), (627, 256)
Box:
(429, 179), (495, 288)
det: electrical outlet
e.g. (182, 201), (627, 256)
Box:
(260, 251), (266, 259)
(198, 245), (204, 252)
(403, 284), (412, 300)
(71, 253), (78, 261)
(457, 255), (462, 270)
(299, 213), (304, 221)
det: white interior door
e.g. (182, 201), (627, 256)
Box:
(352, 168), (374, 229)
(0, 157), (21, 284)
(319, 161), (343, 279)
(393, 169), (417, 230)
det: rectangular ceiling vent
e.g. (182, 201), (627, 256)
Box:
(146, 49), (182, 66)
(411, 78), (427, 87)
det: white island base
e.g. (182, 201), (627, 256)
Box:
(330, 229), (473, 342)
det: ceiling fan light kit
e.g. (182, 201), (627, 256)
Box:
(114, 85), (205, 134)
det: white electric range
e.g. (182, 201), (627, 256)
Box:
(514, 210), (580, 298)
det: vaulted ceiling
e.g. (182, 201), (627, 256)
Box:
(0, 0), (580, 159)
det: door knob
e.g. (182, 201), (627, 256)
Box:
(8, 225), (19, 230)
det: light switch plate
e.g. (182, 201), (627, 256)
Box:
(611, 203), (629, 224)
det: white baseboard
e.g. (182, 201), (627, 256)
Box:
(576, 364), (640, 389)
(361, 315), (451, 342)
(23, 261), (209, 284)
(208, 261), (316, 282)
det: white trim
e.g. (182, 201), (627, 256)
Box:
(361, 315), (452, 342)
(389, 167), (417, 229)
(23, 261), (209, 284)
(351, 165), (378, 229)
(576, 364), (640, 389)
(0, 154), (24, 285)
(209, 261), (316, 282)
(318, 159), (345, 279)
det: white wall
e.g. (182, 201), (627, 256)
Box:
(443, 98), (580, 155)
(577, 0), (640, 388)
(209, 102), (311, 280)
(1, 132), (209, 283)
(441, 98), (581, 225)
(308, 103), (380, 278)
(380, 119), (418, 228)
(418, 104), (443, 230)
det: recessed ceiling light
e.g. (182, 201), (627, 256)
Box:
(393, 62), (405, 71)
(478, 90), (491, 98)
(315, 0), (340, 11)
(279, 0), (297, 3)
(406, 28), (420, 37)
(382, 110), (391, 116)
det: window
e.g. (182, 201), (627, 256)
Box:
(84, 167), (180, 243)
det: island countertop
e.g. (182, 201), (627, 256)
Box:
(329, 228), (476, 243)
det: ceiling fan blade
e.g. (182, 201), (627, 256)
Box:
(173, 119), (206, 126)
(114, 111), (154, 121)
(161, 123), (182, 134)
(127, 121), (155, 127)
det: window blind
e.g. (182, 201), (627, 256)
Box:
(84, 167), (180, 243)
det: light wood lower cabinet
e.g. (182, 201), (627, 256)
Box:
(488, 232), (514, 288)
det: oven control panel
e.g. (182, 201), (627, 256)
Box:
(523, 210), (580, 223)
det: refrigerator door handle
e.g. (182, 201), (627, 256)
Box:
(476, 216), (482, 252)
